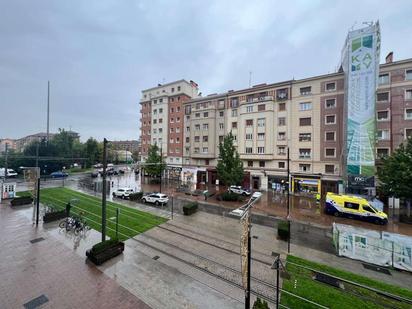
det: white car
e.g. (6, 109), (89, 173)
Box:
(228, 185), (251, 196)
(112, 188), (134, 199)
(0, 168), (18, 178)
(141, 193), (169, 206)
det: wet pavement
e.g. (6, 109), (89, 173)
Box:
(0, 202), (150, 309)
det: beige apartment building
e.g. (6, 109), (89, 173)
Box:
(177, 56), (412, 194)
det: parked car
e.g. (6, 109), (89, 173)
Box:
(228, 185), (251, 196)
(50, 171), (69, 178)
(0, 168), (18, 178)
(93, 163), (103, 168)
(141, 193), (169, 206)
(324, 192), (388, 225)
(112, 188), (134, 199)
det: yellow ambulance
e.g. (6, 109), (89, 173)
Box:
(325, 192), (388, 225)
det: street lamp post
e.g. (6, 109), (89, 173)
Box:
(101, 138), (108, 242)
(287, 147), (291, 254)
(159, 144), (162, 194)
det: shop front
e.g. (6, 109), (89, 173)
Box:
(291, 175), (321, 197)
(166, 166), (182, 180)
(268, 175), (288, 192)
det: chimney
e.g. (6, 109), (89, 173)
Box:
(385, 52), (393, 64)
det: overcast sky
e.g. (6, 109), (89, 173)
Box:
(1, 0), (411, 142)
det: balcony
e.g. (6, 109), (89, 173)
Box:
(191, 152), (215, 159)
(239, 153), (273, 160)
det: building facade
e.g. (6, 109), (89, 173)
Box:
(111, 140), (139, 153)
(0, 139), (17, 153)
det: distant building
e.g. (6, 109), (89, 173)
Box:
(0, 139), (17, 153)
(111, 140), (139, 153)
(14, 130), (80, 152)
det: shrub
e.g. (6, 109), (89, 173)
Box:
(277, 220), (290, 241)
(253, 297), (269, 309)
(183, 202), (198, 215)
(91, 239), (122, 254)
(129, 192), (143, 201)
(220, 191), (239, 201)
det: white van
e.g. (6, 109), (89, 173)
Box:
(0, 168), (18, 178)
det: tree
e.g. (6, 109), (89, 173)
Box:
(378, 137), (412, 217)
(144, 144), (165, 177)
(252, 297), (269, 309)
(216, 132), (244, 186)
(84, 138), (101, 167)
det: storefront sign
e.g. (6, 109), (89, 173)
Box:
(348, 175), (375, 188)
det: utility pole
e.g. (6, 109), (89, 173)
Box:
(47, 81), (50, 144)
(4, 143), (8, 180)
(245, 221), (251, 309)
(287, 147), (291, 254)
(102, 138), (108, 242)
(159, 144), (162, 194)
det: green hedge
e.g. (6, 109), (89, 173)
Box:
(129, 192), (143, 201)
(91, 239), (122, 254)
(183, 202), (198, 215)
(219, 191), (239, 201)
(253, 297), (269, 309)
(277, 220), (290, 240)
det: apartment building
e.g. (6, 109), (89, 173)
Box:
(0, 139), (17, 153)
(177, 56), (412, 194)
(139, 79), (199, 177)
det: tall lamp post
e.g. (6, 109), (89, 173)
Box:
(287, 147), (291, 254)
(159, 144), (163, 194)
(101, 138), (108, 242)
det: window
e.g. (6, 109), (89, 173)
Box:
(363, 205), (376, 213)
(233, 135), (237, 141)
(257, 133), (265, 140)
(299, 133), (311, 142)
(278, 103), (286, 111)
(176, 127), (180, 133)
(299, 148), (311, 159)
(177, 86), (181, 91)
(406, 89), (412, 100)
(203, 136), (208, 142)
(257, 118), (265, 127)
(176, 137), (180, 143)
(405, 108), (412, 120)
(259, 161), (265, 167)
(377, 130), (390, 140)
(230, 98), (239, 108)
(278, 117), (286, 126)
(299, 164), (310, 172)
(325, 131), (335, 141)
(170, 128), (174, 133)
(153, 119), (157, 124)
(171, 87), (175, 93)
(152, 138), (156, 144)
(195, 124), (200, 130)
(219, 136), (224, 143)
(246, 95), (254, 102)
(159, 108), (163, 113)
(300, 102), (312, 111)
(258, 104), (265, 111)
(153, 129), (157, 134)
(406, 69), (412, 81)
(219, 123), (224, 130)
(245, 133), (253, 140)
(325, 148), (336, 157)
(247, 161), (253, 167)
(325, 165), (335, 174)
(246, 105), (253, 113)
(246, 119), (253, 127)
(176, 117), (180, 122)
(194, 136), (200, 142)
(186, 126), (190, 132)
(277, 89), (288, 100)
(377, 92), (389, 102)
(325, 98), (336, 109)
(205, 159), (209, 165)
(257, 147), (265, 154)
(153, 109), (157, 114)
(194, 147), (199, 153)
(377, 111), (389, 121)
(245, 147), (253, 154)
(195, 113), (200, 118)
(378, 73), (389, 85)
(177, 106), (180, 112)
(278, 162), (285, 168)
(170, 98), (175, 102)
(325, 82), (336, 91)
(231, 109), (238, 117)
(219, 111), (224, 117)
(278, 146), (286, 155)
(406, 129), (412, 139)
(232, 122), (237, 129)
(278, 132), (286, 140)
(170, 138), (174, 143)
(299, 117), (311, 126)
(170, 118), (174, 123)
(204, 112), (208, 117)
(300, 86), (311, 95)
(325, 115), (336, 124)
(185, 137), (189, 143)
(159, 118), (163, 123)
(344, 202), (359, 210)
(203, 123), (209, 130)
(154, 99), (157, 104)
(170, 107), (174, 113)
(377, 148), (389, 158)
(203, 147), (208, 153)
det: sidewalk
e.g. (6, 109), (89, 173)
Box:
(0, 202), (150, 309)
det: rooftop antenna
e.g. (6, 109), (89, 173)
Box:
(249, 71), (252, 88)
(47, 81), (50, 144)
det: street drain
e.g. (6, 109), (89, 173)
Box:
(153, 256), (160, 260)
(24, 294), (48, 309)
(314, 272), (343, 289)
(30, 237), (45, 244)
(271, 251), (279, 257)
(363, 263), (391, 275)
(252, 236), (258, 239)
